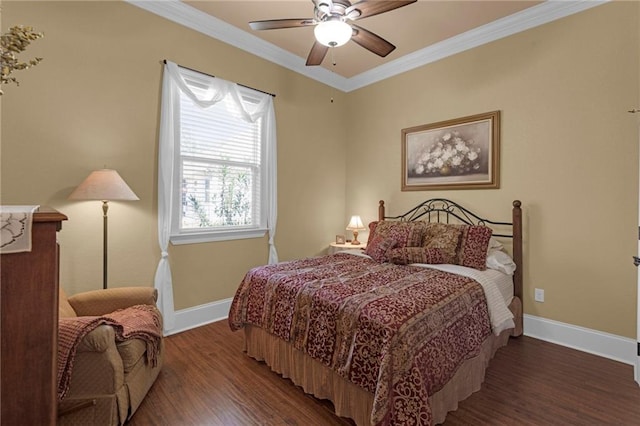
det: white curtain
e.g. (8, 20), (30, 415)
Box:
(155, 61), (278, 332)
(265, 102), (278, 264)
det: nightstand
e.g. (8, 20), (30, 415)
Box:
(329, 242), (367, 254)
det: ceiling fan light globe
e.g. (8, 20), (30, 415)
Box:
(314, 20), (352, 47)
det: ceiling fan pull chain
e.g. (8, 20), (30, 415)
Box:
(331, 48), (337, 67)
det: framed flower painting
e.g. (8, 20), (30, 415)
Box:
(401, 111), (500, 191)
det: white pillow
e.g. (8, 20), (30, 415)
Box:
(487, 237), (503, 251)
(486, 249), (516, 275)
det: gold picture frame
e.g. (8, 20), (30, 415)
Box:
(401, 111), (500, 191)
(335, 234), (345, 244)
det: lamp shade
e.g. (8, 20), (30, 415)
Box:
(346, 215), (365, 231)
(314, 19), (352, 47)
(68, 169), (139, 201)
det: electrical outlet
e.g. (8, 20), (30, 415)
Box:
(534, 288), (544, 303)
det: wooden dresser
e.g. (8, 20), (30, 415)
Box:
(1, 208), (67, 425)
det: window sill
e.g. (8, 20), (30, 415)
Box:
(170, 228), (267, 245)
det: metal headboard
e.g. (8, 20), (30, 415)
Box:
(377, 198), (523, 306)
(379, 198), (516, 238)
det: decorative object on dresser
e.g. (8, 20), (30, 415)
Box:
(68, 169), (139, 289)
(346, 214), (366, 245)
(0, 204), (39, 253)
(402, 110), (501, 191)
(1, 207), (67, 425)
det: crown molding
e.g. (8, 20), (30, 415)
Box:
(127, 0), (608, 93)
(127, 0), (350, 91)
(348, 0), (608, 91)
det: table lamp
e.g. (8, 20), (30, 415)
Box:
(68, 169), (139, 289)
(346, 215), (366, 245)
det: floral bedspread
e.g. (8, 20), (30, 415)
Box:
(228, 253), (491, 425)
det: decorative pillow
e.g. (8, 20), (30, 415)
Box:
(387, 247), (450, 265)
(370, 220), (426, 249)
(422, 223), (462, 262)
(364, 235), (398, 262)
(455, 225), (493, 270)
(366, 221), (379, 246)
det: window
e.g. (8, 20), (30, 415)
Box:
(168, 68), (271, 244)
(156, 61), (278, 328)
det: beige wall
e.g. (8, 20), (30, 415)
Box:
(2, 2), (639, 339)
(1, 1), (348, 309)
(345, 2), (639, 338)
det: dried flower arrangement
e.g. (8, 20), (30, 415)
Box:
(1, 25), (44, 95)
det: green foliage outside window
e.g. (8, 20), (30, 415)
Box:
(184, 164), (252, 229)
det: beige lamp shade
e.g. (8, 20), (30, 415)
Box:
(68, 169), (139, 201)
(346, 215), (366, 245)
(346, 215), (365, 231)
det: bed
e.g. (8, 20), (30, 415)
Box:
(229, 198), (523, 425)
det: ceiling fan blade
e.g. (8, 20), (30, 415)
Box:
(249, 19), (315, 31)
(350, 24), (395, 57)
(346, 0), (417, 20)
(306, 41), (329, 66)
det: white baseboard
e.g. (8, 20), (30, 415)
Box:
(164, 300), (637, 367)
(164, 297), (233, 336)
(524, 314), (636, 366)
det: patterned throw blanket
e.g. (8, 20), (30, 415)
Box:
(57, 305), (163, 401)
(229, 253), (491, 426)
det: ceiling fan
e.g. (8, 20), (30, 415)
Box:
(249, 0), (417, 66)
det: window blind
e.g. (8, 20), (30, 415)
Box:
(179, 80), (263, 231)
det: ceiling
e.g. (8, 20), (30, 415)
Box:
(185, 0), (542, 78)
(129, 0), (606, 92)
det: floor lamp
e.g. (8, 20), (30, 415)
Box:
(69, 169), (139, 289)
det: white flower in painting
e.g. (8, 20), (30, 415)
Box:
(442, 148), (454, 161)
(455, 140), (469, 153)
(412, 130), (482, 176)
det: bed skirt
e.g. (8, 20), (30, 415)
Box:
(243, 297), (522, 425)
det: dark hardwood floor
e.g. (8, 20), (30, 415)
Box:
(128, 320), (640, 425)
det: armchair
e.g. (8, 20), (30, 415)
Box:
(58, 287), (164, 426)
